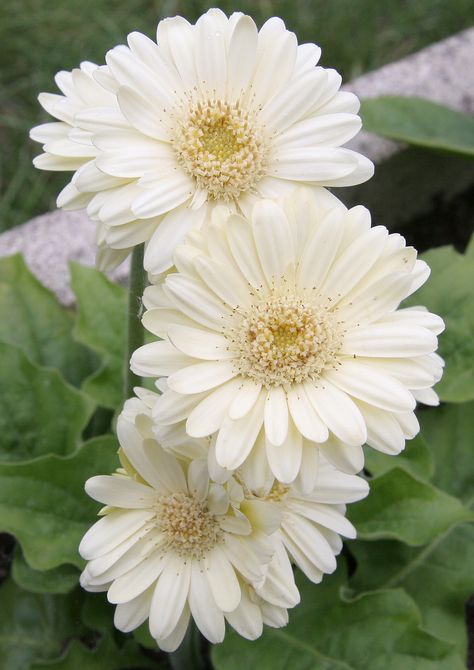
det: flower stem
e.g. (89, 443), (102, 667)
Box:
(168, 622), (206, 670)
(124, 244), (146, 402)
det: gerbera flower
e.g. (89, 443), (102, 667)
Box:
(79, 396), (288, 650)
(31, 9), (373, 273)
(131, 188), (444, 485)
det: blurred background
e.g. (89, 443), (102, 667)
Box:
(0, 0), (473, 234)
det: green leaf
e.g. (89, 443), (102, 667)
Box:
(0, 579), (84, 670)
(360, 96), (474, 158)
(0, 343), (95, 461)
(70, 263), (127, 409)
(348, 468), (473, 545)
(0, 254), (97, 387)
(351, 521), (474, 658)
(212, 567), (464, 670)
(31, 637), (156, 670)
(0, 436), (119, 570)
(12, 546), (79, 594)
(364, 435), (434, 480)
(405, 241), (474, 402)
(421, 402), (474, 501)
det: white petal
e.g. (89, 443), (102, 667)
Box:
(268, 147), (358, 182)
(79, 509), (153, 560)
(168, 324), (233, 360)
(85, 476), (156, 508)
(130, 340), (194, 377)
(167, 360), (237, 394)
(225, 588), (263, 640)
(149, 556), (191, 639)
(144, 205), (206, 274)
(297, 207), (345, 290)
(343, 323), (437, 357)
(193, 255), (251, 310)
(274, 113), (361, 150)
(412, 387), (440, 406)
(228, 379), (263, 420)
(265, 419), (302, 483)
(156, 605), (191, 653)
(215, 392), (266, 469)
(358, 403), (406, 455)
(195, 12), (227, 97)
(114, 588), (153, 632)
(206, 546), (241, 612)
(264, 387), (289, 447)
(131, 172), (193, 219)
(319, 223), (387, 301)
(186, 378), (242, 437)
(164, 274), (229, 330)
(142, 440), (188, 493)
(252, 200), (295, 283)
(189, 561), (225, 643)
(157, 16), (196, 89)
(107, 549), (166, 604)
(287, 384), (329, 443)
(322, 437), (365, 475)
(250, 18), (296, 107)
(226, 214), (266, 289)
(326, 360), (416, 412)
(227, 15), (258, 100)
(153, 388), (204, 426)
(282, 513), (336, 574)
(305, 380), (367, 446)
(188, 460), (209, 500)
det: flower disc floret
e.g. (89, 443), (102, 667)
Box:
(156, 492), (221, 559)
(173, 99), (268, 201)
(230, 291), (343, 387)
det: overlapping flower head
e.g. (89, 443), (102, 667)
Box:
(80, 391), (368, 649)
(131, 187), (444, 487)
(31, 6), (444, 654)
(31, 8), (373, 274)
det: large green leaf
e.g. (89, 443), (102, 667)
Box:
(31, 637), (156, 670)
(0, 343), (95, 461)
(0, 579), (84, 670)
(405, 240), (474, 402)
(12, 547), (79, 594)
(351, 522), (474, 658)
(360, 96), (474, 158)
(421, 402), (474, 501)
(348, 468), (473, 545)
(70, 263), (127, 409)
(0, 436), (118, 570)
(212, 567), (464, 670)
(0, 254), (96, 387)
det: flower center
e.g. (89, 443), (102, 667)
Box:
(172, 98), (268, 201)
(156, 492), (221, 559)
(264, 481), (290, 502)
(230, 293), (343, 387)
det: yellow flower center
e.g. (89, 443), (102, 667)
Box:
(229, 292), (343, 388)
(156, 492), (221, 559)
(172, 98), (268, 201)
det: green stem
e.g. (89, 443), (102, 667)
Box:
(168, 621), (205, 670)
(124, 244), (146, 402)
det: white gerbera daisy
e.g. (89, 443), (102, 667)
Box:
(79, 397), (287, 651)
(31, 9), (373, 274)
(131, 188), (444, 485)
